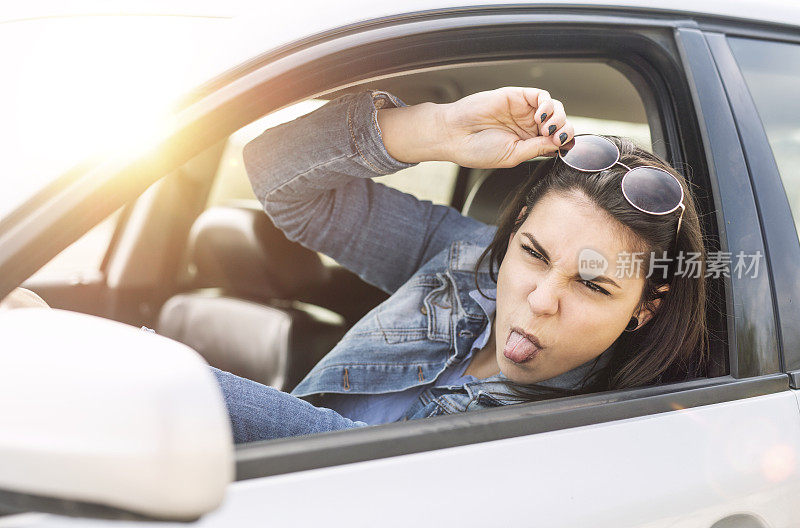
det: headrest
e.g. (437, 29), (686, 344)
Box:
(187, 205), (329, 300)
(462, 161), (540, 225)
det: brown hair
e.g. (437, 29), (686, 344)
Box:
(478, 136), (710, 402)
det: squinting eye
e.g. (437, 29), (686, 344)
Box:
(521, 244), (546, 262)
(522, 243), (610, 296)
(581, 280), (611, 296)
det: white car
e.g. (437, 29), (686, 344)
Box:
(1, 1), (800, 526)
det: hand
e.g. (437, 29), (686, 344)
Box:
(378, 86), (574, 168)
(439, 87), (574, 168)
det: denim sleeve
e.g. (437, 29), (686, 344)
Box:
(211, 366), (368, 444)
(242, 90), (486, 294)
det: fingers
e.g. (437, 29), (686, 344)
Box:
(521, 88), (553, 131)
(465, 86), (575, 168)
(502, 136), (560, 167)
(551, 120), (575, 149)
(536, 96), (574, 150)
(537, 99), (567, 141)
(502, 88), (576, 166)
(498, 87), (569, 141)
(516, 87), (550, 111)
(526, 90), (574, 147)
(534, 98), (554, 130)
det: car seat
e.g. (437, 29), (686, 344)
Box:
(462, 161), (536, 225)
(156, 204), (346, 391)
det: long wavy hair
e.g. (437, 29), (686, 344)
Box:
(477, 136), (710, 403)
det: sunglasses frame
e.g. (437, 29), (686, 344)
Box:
(557, 134), (686, 240)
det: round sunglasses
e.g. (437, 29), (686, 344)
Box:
(557, 134), (685, 240)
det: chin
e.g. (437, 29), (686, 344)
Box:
(497, 353), (545, 384)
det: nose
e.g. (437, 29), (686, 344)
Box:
(526, 276), (560, 316)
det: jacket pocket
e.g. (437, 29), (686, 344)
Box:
(375, 273), (452, 344)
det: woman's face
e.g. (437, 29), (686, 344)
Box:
(494, 189), (654, 384)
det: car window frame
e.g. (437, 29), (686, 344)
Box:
(213, 11), (779, 479)
(675, 26), (780, 379)
(705, 31), (800, 381)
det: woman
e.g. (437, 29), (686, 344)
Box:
(214, 87), (708, 443)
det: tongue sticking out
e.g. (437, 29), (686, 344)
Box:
(503, 330), (539, 364)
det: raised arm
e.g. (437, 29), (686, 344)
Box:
(243, 88), (572, 294)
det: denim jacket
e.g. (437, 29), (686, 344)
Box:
(243, 90), (611, 420)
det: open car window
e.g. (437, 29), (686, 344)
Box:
(207, 100), (460, 208)
(208, 60), (653, 213)
(193, 57), (692, 441)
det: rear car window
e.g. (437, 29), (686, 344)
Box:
(728, 37), (800, 238)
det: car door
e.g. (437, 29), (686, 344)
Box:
(195, 10), (800, 528)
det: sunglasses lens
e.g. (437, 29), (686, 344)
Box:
(559, 135), (619, 171)
(622, 167), (683, 213)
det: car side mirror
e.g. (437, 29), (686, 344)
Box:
(0, 308), (234, 521)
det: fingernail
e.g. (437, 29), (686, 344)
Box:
(540, 112), (547, 123)
(559, 132), (568, 144)
(548, 124), (557, 135)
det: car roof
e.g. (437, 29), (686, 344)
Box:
(4, 2), (798, 101)
(5, 0), (800, 26)
(2, 0), (797, 211)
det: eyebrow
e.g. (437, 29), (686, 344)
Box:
(520, 232), (622, 289)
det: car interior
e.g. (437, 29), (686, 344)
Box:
(20, 58), (728, 397)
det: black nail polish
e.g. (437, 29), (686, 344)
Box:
(548, 124), (557, 135)
(559, 132), (568, 144)
(540, 112), (547, 123)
